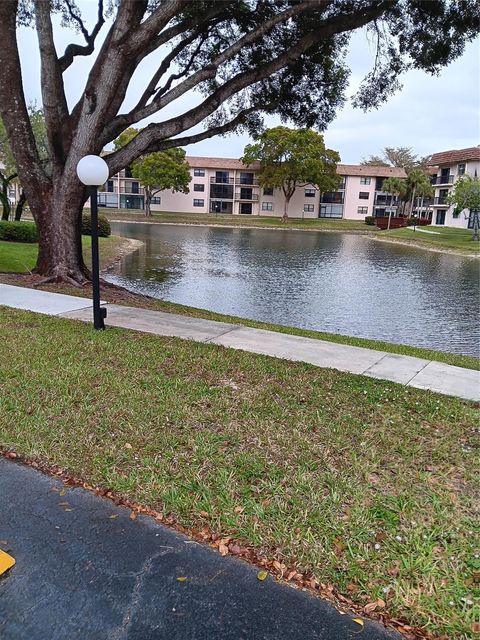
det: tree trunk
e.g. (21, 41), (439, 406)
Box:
(29, 174), (89, 284)
(145, 187), (151, 217)
(409, 186), (416, 217)
(1, 178), (11, 221)
(14, 190), (26, 221)
(282, 192), (291, 222)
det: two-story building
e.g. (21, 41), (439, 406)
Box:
(427, 146), (480, 227)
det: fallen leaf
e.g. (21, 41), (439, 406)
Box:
(352, 618), (364, 627)
(5, 452), (17, 459)
(229, 544), (242, 555)
(64, 508), (74, 512)
(234, 506), (244, 514)
(109, 514), (119, 519)
(199, 511), (209, 518)
(364, 602), (377, 613)
(375, 531), (386, 542)
(471, 622), (480, 633)
(129, 511), (137, 520)
(0, 550), (15, 576)
(59, 489), (66, 497)
(124, 443), (133, 449)
(177, 576), (187, 582)
(376, 598), (386, 609)
(387, 565), (400, 577)
(218, 543), (229, 556)
(257, 570), (268, 581)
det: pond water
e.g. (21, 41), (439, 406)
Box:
(107, 222), (480, 357)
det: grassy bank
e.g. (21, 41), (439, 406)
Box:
(1, 237), (478, 370)
(101, 208), (375, 232)
(0, 307), (477, 639)
(0, 235), (127, 273)
(381, 227), (480, 254)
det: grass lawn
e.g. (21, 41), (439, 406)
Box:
(100, 208), (375, 232)
(0, 307), (477, 638)
(383, 226), (480, 253)
(0, 235), (126, 273)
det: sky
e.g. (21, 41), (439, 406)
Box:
(16, 3), (480, 164)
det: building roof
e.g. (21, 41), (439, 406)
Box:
(186, 156), (261, 170)
(427, 146), (480, 166)
(185, 156), (407, 177)
(336, 164), (407, 178)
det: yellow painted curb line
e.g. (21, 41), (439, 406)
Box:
(0, 549), (15, 575)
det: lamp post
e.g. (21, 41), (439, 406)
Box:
(76, 155), (109, 330)
(412, 212), (418, 232)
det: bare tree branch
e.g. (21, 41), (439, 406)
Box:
(59, 0), (105, 72)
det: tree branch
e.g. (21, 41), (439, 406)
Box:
(34, 0), (71, 166)
(59, 0), (105, 72)
(0, 0), (48, 195)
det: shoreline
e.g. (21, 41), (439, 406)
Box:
(103, 236), (144, 273)
(369, 234), (479, 258)
(108, 218), (375, 235)
(109, 218), (479, 256)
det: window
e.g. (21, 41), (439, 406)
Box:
(304, 204), (314, 212)
(357, 206), (368, 215)
(125, 166), (133, 178)
(263, 187), (274, 196)
(107, 180), (114, 193)
(359, 191), (369, 200)
(210, 200), (233, 213)
(193, 168), (205, 176)
(194, 183), (204, 192)
(193, 199), (204, 207)
(452, 208), (460, 219)
(458, 163), (466, 176)
(321, 191), (344, 204)
(262, 202), (273, 211)
(210, 184), (233, 199)
(215, 170), (230, 184)
(360, 177), (371, 185)
(151, 197), (161, 205)
(131, 181), (139, 194)
(435, 210), (446, 225)
(304, 188), (316, 197)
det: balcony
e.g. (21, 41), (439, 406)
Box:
(434, 196), (448, 205)
(235, 192), (259, 201)
(431, 175), (454, 185)
(374, 195), (397, 206)
(119, 185), (145, 195)
(210, 176), (234, 184)
(235, 177), (259, 185)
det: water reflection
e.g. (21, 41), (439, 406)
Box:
(106, 222), (480, 357)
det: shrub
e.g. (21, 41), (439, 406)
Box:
(81, 213), (111, 237)
(0, 221), (38, 243)
(365, 216), (376, 226)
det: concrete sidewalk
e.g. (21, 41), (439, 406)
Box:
(1, 284), (479, 401)
(0, 459), (400, 640)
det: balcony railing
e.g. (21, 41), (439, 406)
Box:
(374, 196), (397, 206)
(235, 177), (259, 185)
(434, 196), (448, 205)
(118, 185), (145, 194)
(431, 175), (454, 185)
(210, 176), (234, 184)
(235, 192), (259, 201)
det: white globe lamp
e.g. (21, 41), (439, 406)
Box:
(76, 154), (109, 330)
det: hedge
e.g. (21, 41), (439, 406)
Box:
(81, 213), (111, 237)
(0, 221), (38, 243)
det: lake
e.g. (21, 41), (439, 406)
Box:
(107, 222), (480, 357)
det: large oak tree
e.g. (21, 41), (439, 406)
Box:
(0, 0), (478, 284)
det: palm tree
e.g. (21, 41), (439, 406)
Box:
(407, 168), (432, 217)
(382, 177), (407, 229)
(415, 181), (434, 221)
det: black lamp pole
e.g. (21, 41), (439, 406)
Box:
(90, 185), (107, 330)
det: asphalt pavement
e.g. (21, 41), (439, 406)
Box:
(0, 459), (401, 640)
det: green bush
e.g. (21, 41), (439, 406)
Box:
(81, 213), (111, 237)
(0, 221), (38, 243)
(365, 216), (376, 226)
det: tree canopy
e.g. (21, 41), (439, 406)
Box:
(447, 175), (480, 212)
(0, 0), (478, 281)
(361, 147), (430, 171)
(242, 126), (340, 220)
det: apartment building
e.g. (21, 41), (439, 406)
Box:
(427, 146), (480, 227)
(96, 157), (407, 221)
